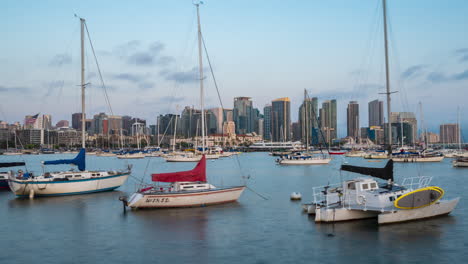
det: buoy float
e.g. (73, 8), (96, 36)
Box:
(290, 192), (302, 200)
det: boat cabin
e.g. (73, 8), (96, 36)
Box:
(172, 182), (214, 192)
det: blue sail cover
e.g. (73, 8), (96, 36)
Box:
(44, 148), (86, 171)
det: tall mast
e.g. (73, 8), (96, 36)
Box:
(382, 0), (392, 155)
(304, 89), (309, 152)
(80, 18), (86, 149)
(458, 106), (461, 151)
(195, 3), (205, 154)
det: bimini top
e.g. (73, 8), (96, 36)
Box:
(341, 159), (393, 182)
(0, 162), (26, 168)
(152, 155), (206, 183)
(44, 148), (86, 171)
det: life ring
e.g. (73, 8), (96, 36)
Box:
(356, 194), (366, 205)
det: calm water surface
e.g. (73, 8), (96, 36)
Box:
(1, 152), (467, 263)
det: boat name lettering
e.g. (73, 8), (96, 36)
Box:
(146, 198), (170, 203)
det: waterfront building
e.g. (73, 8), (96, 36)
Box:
(93, 113), (107, 135)
(299, 96), (318, 146)
(390, 112), (418, 144)
(263, 105), (272, 140)
(223, 109), (233, 122)
(209, 107), (224, 134)
(180, 106), (202, 138)
(56, 120), (69, 128)
(233, 97), (254, 134)
(72, 113), (82, 130)
(271, 97), (291, 142)
(108, 115), (122, 135)
(319, 99), (337, 145)
(223, 121), (235, 136)
(258, 118), (264, 138)
(368, 99), (384, 127)
(122, 116), (133, 136)
(158, 114), (180, 137)
(347, 101), (359, 139)
(440, 124), (460, 144)
(292, 122), (301, 141)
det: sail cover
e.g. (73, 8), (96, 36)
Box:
(44, 148), (86, 171)
(152, 155), (206, 182)
(341, 159), (393, 181)
(0, 162), (25, 168)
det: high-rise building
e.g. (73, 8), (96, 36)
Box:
(180, 106), (201, 138)
(108, 115), (123, 135)
(223, 109), (233, 122)
(347, 101), (359, 139)
(271, 97), (291, 142)
(319, 99), (337, 145)
(440, 124), (460, 144)
(299, 96), (318, 145)
(258, 118), (264, 138)
(209, 108), (224, 134)
(233, 97), (254, 134)
(72, 113), (82, 130)
(390, 112), (417, 144)
(122, 116), (133, 136)
(42, 115), (52, 130)
(292, 122), (301, 141)
(368, 100), (384, 127)
(263, 105), (272, 140)
(158, 114), (180, 136)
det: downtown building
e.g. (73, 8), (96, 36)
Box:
(263, 105), (272, 140)
(440, 124), (460, 144)
(233, 97), (254, 134)
(390, 112), (417, 145)
(368, 99), (384, 127)
(271, 97), (291, 142)
(347, 101), (359, 140)
(298, 96), (318, 145)
(319, 99), (337, 145)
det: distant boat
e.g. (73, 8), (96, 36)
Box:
(0, 162), (25, 190)
(8, 17), (130, 198)
(453, 157), (468, 167)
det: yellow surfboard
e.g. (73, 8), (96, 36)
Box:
(394, 186), (444, 210)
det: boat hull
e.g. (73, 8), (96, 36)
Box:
(315, 206), (379, 222)
(453, 160), (468, 167)
(9, 173), (129, 197)
(392, 156), (444, 162)
(127, 186), (245, 208)
(279, 158), (331, 165)
(378, 198), (459, 224)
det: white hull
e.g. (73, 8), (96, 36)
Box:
(315, 206), (379, 222)
(97, 153), (117, 157)
(279, 158), (331, 165)
(117, 153), (145, 159)
(378, 198), (459, 224)
(392, 156), (444, 162)
(453, 160), (468, 167)
(2, 152), (23, 156)
(9, 173), (129, 197)
(165, 156), (201, 162)
(127, 186), (245, 208)
(444, 152), (468, 158)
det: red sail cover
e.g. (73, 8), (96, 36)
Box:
(151, 155), (206, 182)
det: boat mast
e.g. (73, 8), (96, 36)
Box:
(382, 0), (392, 155)
(304, 89), (309, 152)
(80, 18), (86, 149)
(195, 2), (205, 154)
(458, 106), (461, 151)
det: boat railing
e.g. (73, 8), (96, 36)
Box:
(312, 183), (342, 206)
(401, 176), (432, 190)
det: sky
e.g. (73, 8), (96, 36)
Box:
(2, 0), (468, 138)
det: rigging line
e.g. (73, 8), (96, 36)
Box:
(83, 22), (114, 116)
(246, 185), (269, 200)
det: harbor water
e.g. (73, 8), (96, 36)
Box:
(1, 152), (467, 263)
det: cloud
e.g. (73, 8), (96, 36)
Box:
(138, 82), (155, 89)
(401, 65), (427, 80)
(157, 95), (186, 103)
(0, 85), (30, 92)
(162, 67), (199, 83)
(427, 72), (448, 83)
(110, 40), (174, 67)
(455, 48), (468, 62)
(49, 54), (72, 67)
(112, 73), (147, 83)
(453, 70), (468, 80)
(427, 69), (468, 83)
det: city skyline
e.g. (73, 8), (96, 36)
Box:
(2, 1), (468, 137)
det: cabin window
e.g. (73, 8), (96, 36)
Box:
(96, 173), (100, 176)
(183, 186), (193, 189)
(370, 183), (377, 189)
(389, 196), (395, 201)
(196, 185), (205, 188)
(348, 182), (356, 190)
(92, 174), (96, 176)
(74, 175), (81, 178)
(362, 184), (369, 190)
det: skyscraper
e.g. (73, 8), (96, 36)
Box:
(440, 124), (460, 144)
(209, 107), (224, 134)
(368, 99), (384, 127)
(319, 99), (337, 145)
(347, 101), (359, 139)
(233, 97), (253, 134)
(72, 113), (82, 130)
(390, 112), (417, 144)
(271, 97), (291, 142)
(263, 105), (272, 140)
(299, 96), (318, 145)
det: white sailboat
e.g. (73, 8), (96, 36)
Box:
(122, 3), (245, 209)
(277, 90), (331, 165)
(8, 17), (130, 197)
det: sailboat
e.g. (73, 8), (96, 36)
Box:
(8, 17), (131, 197)
(122, 3), (245, 209)
(277, 90), (331, 165)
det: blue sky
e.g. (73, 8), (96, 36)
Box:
(2, 0), (468, 138)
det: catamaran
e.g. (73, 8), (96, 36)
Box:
(8, 17), (130, 197)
